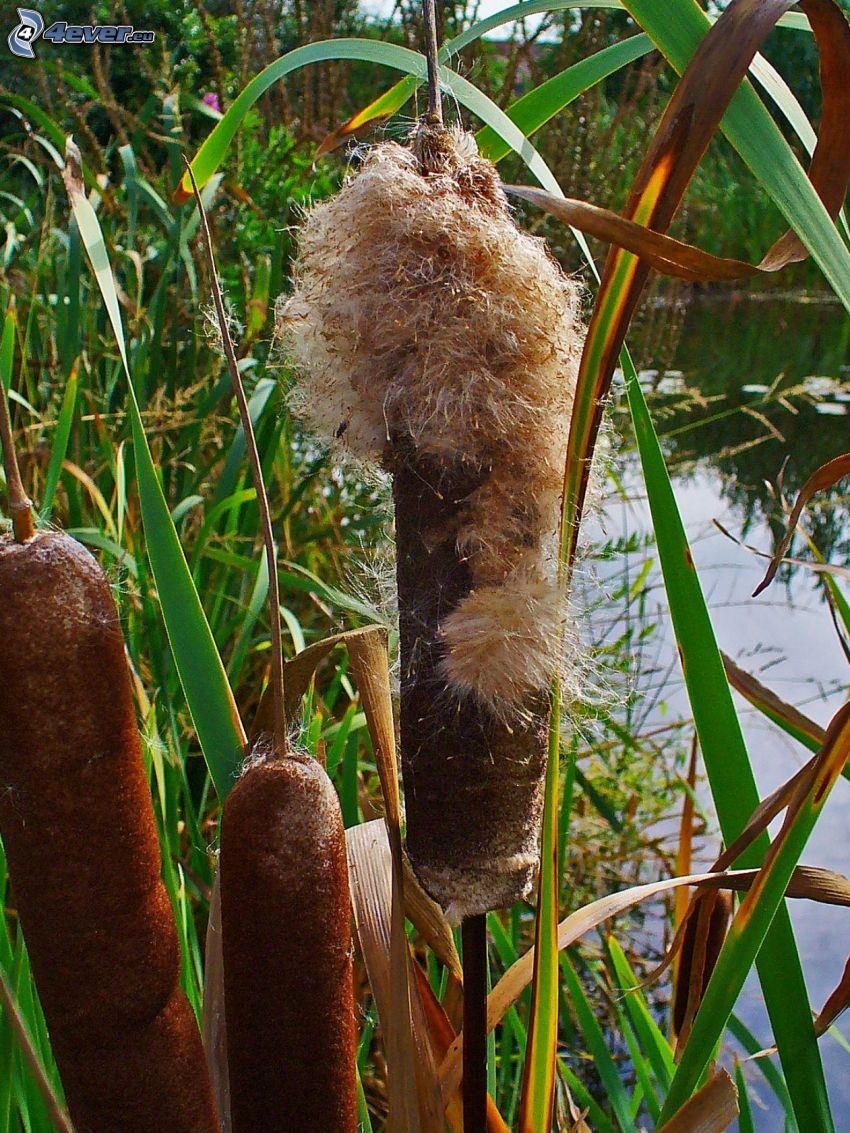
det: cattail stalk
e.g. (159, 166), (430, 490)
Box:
(0, 529), (219, 1133)
(422, 0), (443, 125)
(462, 914), (488, 1132)
(0, 368), (34, 543)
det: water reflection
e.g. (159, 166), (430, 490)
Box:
(631, 289), (850, 565)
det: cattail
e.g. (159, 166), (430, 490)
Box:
(219, 738), (357, 1133)
(0, 529), (218, 1133)
(278, 122), (584, 918)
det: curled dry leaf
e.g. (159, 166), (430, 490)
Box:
(506, 185), (760, 282)
(813, 953), (850, 1037)
(753, 452), (850, 596)
(252, 625), (383, 735)
(657, 1068), (738, 1133)
(346, 820), (444, 1133)
(672, 888), (734, 1053)
(722, 652), (826, 752)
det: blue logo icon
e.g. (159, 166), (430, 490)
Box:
(8, 8), (43, 58)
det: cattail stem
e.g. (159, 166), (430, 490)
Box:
(462, 914), (488, 1133)
(0, 376), (34, 543)
(0, 968), (73, 1133)
(184, 158), (287, 752)
(422, 0), (443, 124)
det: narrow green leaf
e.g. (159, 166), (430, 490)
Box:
(727, 1013), (794, 1120)
(607, 936), (675, 1091)
(65, 179), (246, 801)
(561, 953), (636, 1133)
(0, 309), (14, 396)
(518, 689), (561, 1132)
(179, 39), (565, 203)
(735, 1063), (756, 1133)
(41, 367), (77, 521)
(477, 35), (652, 162)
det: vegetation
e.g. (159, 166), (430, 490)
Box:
(1, 2), (850, 1131)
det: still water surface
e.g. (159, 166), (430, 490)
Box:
(601, 289), (850, 1127)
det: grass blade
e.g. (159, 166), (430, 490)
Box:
(607, 937), (675, 1091)
(722, 653), (826, 755)
(40, 363), (77, 521)
(560, 954), (635, 1133)
(178, 39), (567, 205)
(0, 969), (72, 1133)
(0, 308), (15, 396)
(517, 693), (560, 1132)
(63, 144), (246, 800)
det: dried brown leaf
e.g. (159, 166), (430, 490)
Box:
(347, 820), (445, 1133)
(722, 653), (826, 750)
(813, 953), (850, 1036)
(754, 452), (850, 595)
(439, 862), (850, 1096)
(672, 889), (734, 1053)
(657, 1069), (738, 1133)
(506, 185), (759, 282)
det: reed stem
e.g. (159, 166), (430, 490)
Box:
(0, 377), (34, 543)
(422, 0), (443, 124)
(0, 968), (73, 1133)
(184, 158), (288, 753)
(462, 914), (488, 1133)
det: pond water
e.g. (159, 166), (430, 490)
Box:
(597, 288), (850, 1128)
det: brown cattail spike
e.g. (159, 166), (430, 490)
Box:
(219, 738), (358, 1133)
(0, 530), (218, 1132)
(279, 125), (584, 917)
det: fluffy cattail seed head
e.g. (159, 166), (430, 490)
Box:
(279, 124), (585, 915)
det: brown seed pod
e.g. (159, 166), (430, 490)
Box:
(279, 123), (584, 917)
(219, 740), (357, 1133)
(0, 529), (218, 1133)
